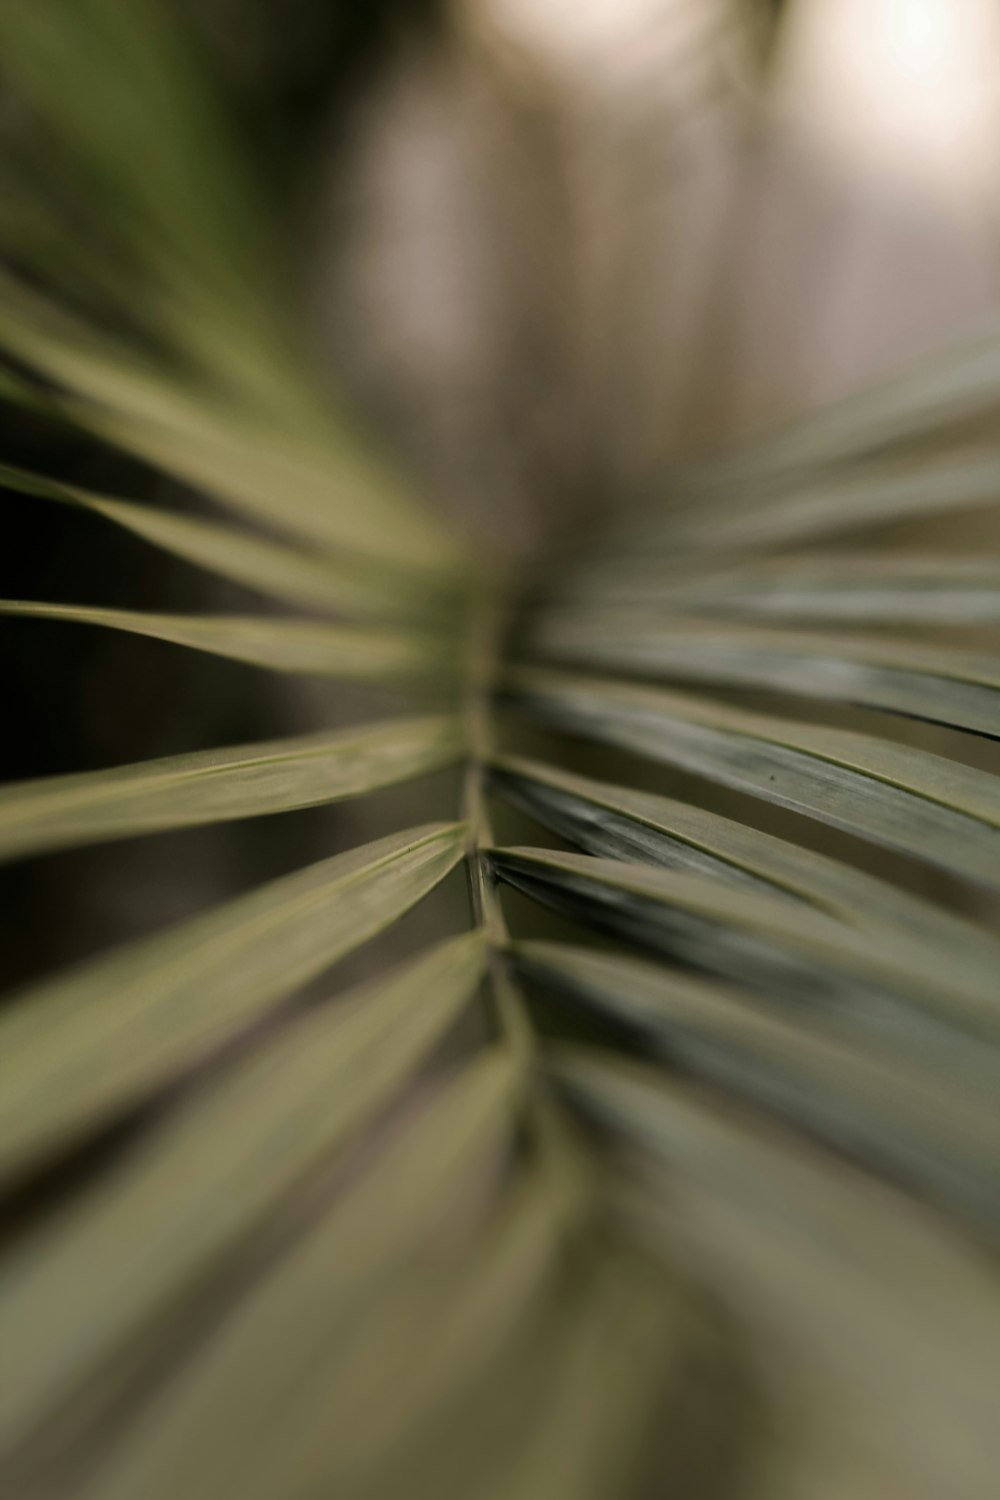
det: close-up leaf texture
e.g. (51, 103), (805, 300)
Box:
(1, 2), (998, 1498)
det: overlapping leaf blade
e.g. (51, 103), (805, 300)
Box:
(508, 670), (1000, 889)
(0, 0), (463, 579)
(532, 615), (1000, 737)
(0, 934), (487, 1456)
(491, 757), (1000, 1005)
(664, 450), (1000, 553)
(0, 716), (462, 862)
(75, 1051), (521, 1500)
(0, 822), (465, 1182)
(0, 278), (461, 570)
(638, 554), (1000, 625)
(518, 943), (1000, 1235)
(550, 1051), (1000, 1500)
(559, 553), (1000, 625)
(0, 462), (416, 619)
(492, 846), (1000, 1072)
(0, 601), (446, 680)
(78, 375), (465, 575)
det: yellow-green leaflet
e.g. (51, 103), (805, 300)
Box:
(76, 1051), (521, 1500)
(1, 601), (443, 679)
(0, 716), (463, 862)
(0, 461), (414, 619)
(0, 822), (465, 1182)
(184, 1170), (570, 1500)
(477, 1250), (684, 1500)
(0, 272), (460, 573)
(0, 1), (461, 573)
(0, 934), (487, 1456)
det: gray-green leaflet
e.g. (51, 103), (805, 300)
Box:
(2, 3), (999, 1498)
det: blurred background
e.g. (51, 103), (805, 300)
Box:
(3, 0), (1000, 983)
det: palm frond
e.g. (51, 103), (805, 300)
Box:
(1, 2), (999, 1497)
(492, 846), (1000, 1070)
(0, 824), (465, 1182)
(562, 551), (1000, 625)
(0, 716), (462, 861)
(531, 612), (1000, 736)
(509, 669), (1000, 889)
(72, 1051), (522, 1500)
(491, 756), (1000, 981)
(0, 601), (447, 680)
(609, 446), (1000, 556)
(0, 934), (488, 1456)
(517, 941), (998, 1233)
(0, 461), (417, 618)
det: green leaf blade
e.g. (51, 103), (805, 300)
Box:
(74, 1050), (522, 1500)
(0, 822), (466, 1184)
(520, 943), (1000, 1237)
(670, 451), (1000, 553)
(661, 554), (1000, 627)
(0, 461), (417, 620)
(0, 934), (487, 1456)
(0, 601), (446, 680)
(0, 716), (463, 863)
(492, 845), (1000, 1072)
(531, 616), (1000, 738)
(508, 670), (1000, 890)
(491, 756), (1000, 1010)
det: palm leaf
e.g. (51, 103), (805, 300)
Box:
(73, 1052), (521, 1500)
(0, 462), (418, 619)
(564, 1053), (1000, 1500)
(0, 284), (460, 567)
(491, 757), (1000, 992)
(531, 614), (1000, 737)
(491, 846), (1000, 1067)
(0, 716), (463, 862)
(0, 934), (487, 1455)
(2, 2), (999, 1496)
(0, 601), (445, 680)
(508, 669), (1000, 889)
(517, 943), (999, 1234)
(566, 552), (1000, 625)
(662, 448), (1000, 552)
(0, 824), (465, 1183)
